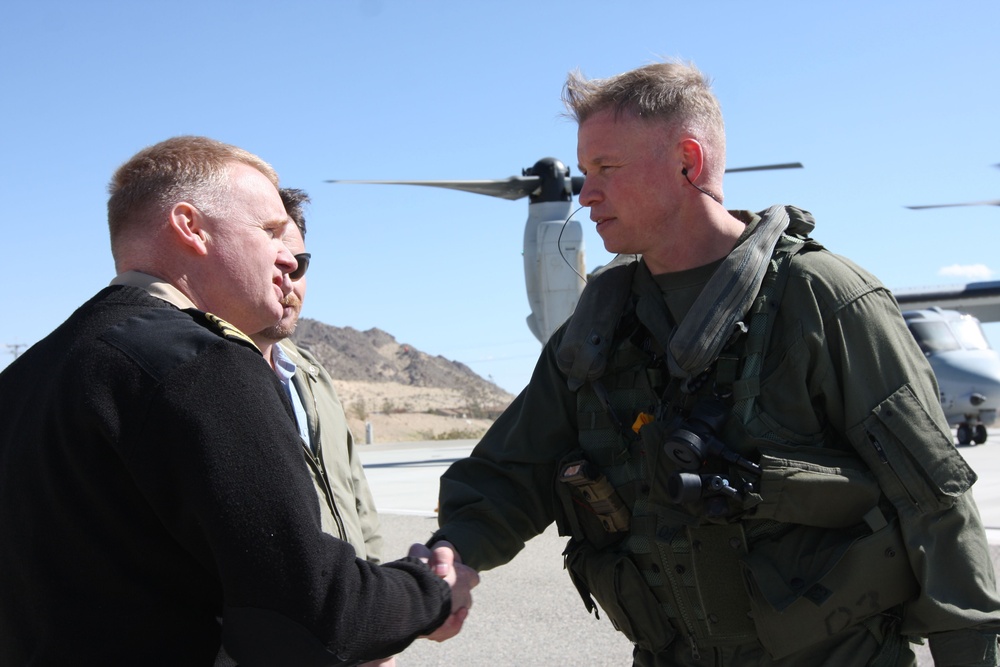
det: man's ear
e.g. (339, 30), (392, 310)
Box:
(168, 202), (209, 256)
(679, 137), (705, 180)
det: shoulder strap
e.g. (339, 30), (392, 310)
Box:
(663, 205), (791, 389)
(731, 213), (822, 423)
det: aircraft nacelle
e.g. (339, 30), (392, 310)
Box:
(523, 200), (585, 343)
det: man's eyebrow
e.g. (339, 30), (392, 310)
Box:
(578, 156), (609, 172)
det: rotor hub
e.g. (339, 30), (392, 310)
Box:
(522, 158), (573, 204)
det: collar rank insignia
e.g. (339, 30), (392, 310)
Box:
(184, 309), (261, 354)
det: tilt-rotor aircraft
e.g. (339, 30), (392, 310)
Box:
(331, 159), (1000, 445)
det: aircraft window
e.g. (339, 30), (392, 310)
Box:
(951, 317), (991, 351)
(907, 321), (960, 354)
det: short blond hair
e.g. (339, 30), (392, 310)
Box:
(107, 135), (279, 241)
(563, 60), (725, 168)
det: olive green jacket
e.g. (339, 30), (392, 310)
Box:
(434, 212), (1000, 657)
(281, 340), (384, 563)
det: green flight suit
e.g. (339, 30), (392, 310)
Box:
(434, 209), (1000, 666)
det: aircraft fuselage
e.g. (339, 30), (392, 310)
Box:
(904, 308), (1000, 445)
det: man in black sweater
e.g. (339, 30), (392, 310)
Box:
(0, 136), (476, 666)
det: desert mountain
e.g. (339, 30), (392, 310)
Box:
(290, 318), (515, 443)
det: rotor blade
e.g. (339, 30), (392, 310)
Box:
(331, 160), (804, 200)
(326, 177), (540, 201)
(906, 200), (1000, 210)
(724, 162), (804, 173)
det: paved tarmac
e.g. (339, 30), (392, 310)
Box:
(359, 436), (1000, 665)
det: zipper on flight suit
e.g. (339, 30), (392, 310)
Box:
(688, 636), (700, 661)
(867, 432), (921, 512)
(303, 440), (348, 539)
(297, 369), (350, 541)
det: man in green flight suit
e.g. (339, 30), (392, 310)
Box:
(421, 60), (1000, 665)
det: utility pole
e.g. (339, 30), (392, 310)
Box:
(6, 343), (26, 360)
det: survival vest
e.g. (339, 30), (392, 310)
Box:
(552, 207), (917, 660)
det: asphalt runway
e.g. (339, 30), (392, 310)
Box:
(359, 436), (1000, 665)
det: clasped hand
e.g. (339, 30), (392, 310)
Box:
(408, 540), (479, 642)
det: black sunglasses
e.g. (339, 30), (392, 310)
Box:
(290, 253), (311, 280)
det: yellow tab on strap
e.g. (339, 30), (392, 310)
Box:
(632, 412), (654, 434)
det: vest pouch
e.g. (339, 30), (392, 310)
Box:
(752, 449), (882, 528)
(854, 384), (976, 513)
(741, 520), (918, 659)
(553, 449), (627, 550)
(564, 539), (676, 654)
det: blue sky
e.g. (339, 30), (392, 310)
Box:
(2, 0), (999, 393)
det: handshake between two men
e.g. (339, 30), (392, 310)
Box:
(409, 540), (479, 642)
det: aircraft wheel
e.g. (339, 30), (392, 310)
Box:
(957, 424), (973, 446)
(974, 424), (988, 445)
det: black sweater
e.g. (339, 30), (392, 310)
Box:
(0, 286), (449, 665)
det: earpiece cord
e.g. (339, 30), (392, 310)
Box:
(682, 168), (723, 205)
(558, 206), (632, 285)
(558, 205), (590, 284)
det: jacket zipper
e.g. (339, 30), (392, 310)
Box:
(867, 431), (921, 512)
(304, 443), (347, 539)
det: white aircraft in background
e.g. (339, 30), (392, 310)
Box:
(895, 302), (1000, 444)
(332, 159), (1000, 445)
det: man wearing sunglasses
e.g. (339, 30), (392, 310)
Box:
(249, 190), (392, 667)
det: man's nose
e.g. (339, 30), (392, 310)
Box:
(578, 178), (600, 207)
(277, 245), (297, 275)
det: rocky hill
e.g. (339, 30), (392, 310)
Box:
(290, 318), (515, 443)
